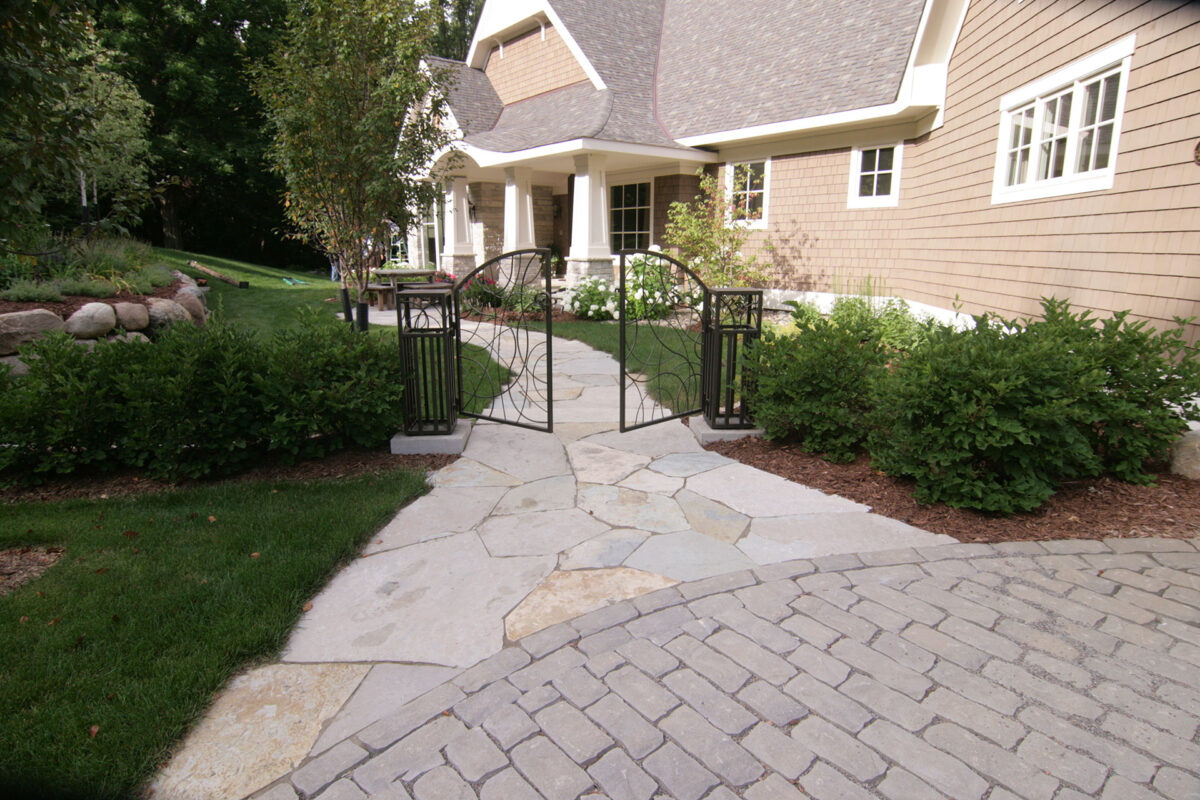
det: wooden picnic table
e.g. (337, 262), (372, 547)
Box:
(374, 268), (438, 289)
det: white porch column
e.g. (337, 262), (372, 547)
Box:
(441, 176), (476, 274)
(502, 166), (536, 252)
(566, 153), (613, 286)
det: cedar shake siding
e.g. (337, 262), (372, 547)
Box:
(745, 0), (1199, 337)
(482, 24), (590, 105)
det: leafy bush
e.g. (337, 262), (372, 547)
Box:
(567, 276), (618, 320)
(744, 321), (888, 462)
(867, 300), (1200, 513)
(459, 274), (504, 310)
(502, 285), (545, 315)
(1, 279), (68, 302)
(783, 299), (822, 330)
(623, 255), (702, 321)
(0, 314), (409, 483)
(828, 295), (931, 353)
(663, 170), (766, 287)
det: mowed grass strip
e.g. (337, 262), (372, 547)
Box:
(0, 468), (428, 799)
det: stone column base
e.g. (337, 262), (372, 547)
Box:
(441, 253), (477, 277)
(565, 257), (617, 287)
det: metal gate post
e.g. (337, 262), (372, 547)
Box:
(703, 288), (763, 429)
(397, 285), (458, 435)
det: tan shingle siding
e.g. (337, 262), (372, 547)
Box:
(483, 25), (590, 105)
(748, 0), (1199, 340)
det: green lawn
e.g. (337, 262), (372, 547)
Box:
(0, 469), (428, 799)
(542, 320), (703, 414)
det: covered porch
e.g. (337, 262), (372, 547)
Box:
(407, 141), (718, 285)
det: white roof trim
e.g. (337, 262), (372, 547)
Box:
(448, 138), (719, 169)
(675, 100), (937, 148)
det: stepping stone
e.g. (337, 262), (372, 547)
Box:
(463, 425), (569, 482)
(555, 422), (618, 444)
(284, 533), (554, 668)
(480, 508), (609, 557)
(493, 475), (577, 515)
(675, 488), (750, 544)
(431, 458), (521, 488)
(618, 469), (685, 494)
(624, 530), (757, 582)
(568, 441), (651, 484)
(585, 421), (705, 457)
(365, 487), (507, 554)
(559, 529), (651, 570)
(310, 663), (460, 756)
(150, 663), (368, 800)
(578, 485), (690, 533)
(647, 451), (734, 477)
(686, 463), (867, 517)
(556, 356), (620, 376)
(739, 513), (954, 563)
(505, 568), (677, 640)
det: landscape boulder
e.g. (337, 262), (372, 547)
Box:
(114, 302), (149, 331)
(0, 309), (64, 355)
(174, 269), (198, 288)
(172, 289), (207, 324)
(1, 354), (30, 377)
(109, 331), (150, 344)
(65, 302), (117, 339)
(147, 297), (192, 331)
(1171, 428), (1200, 480)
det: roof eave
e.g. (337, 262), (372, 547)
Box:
(455, 137), (719, 169)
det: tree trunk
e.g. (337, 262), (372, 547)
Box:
(159, 185), (183, 249)
(340, 288), (354, 327)
(79, 170), (90, 232)
(355, 302), (369, 333)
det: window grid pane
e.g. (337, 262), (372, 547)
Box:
(857, 147), (895, 198)
(610, 182), (651, 251)
(730, 161), (766, 221)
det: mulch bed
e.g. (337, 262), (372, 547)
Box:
(0, 546), (64, 598)
(707, 437), (1200, 544)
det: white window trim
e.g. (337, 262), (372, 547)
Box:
(991, 34), (1135, 204)
(847, 143), (903, 208)
(724, 158), (770, 230)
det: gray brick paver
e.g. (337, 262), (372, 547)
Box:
(951, 580), (1048, 625)
(535, 700), (614, 763)
(587, 748), (658, 800)
(1115, 584), (1200, 623)
(605, 664), (680, 721)
(411, 765), (476, 800)
(871, 630), (937, 674)
(841, 673), (935, 732)
(736, 680), (807, 727)
(791, 716), (886, 782)
(617, 636), (680, 676)
(1100, 712), (1200, 771)
(982, 661), (1102, 719)
(643, 742), (719, 800)
(778, 612), (841, 649)
(877, 768), (949, 800)
(847, 598), (912, 632)
(585, 650), (626, 678)
(741, 722), (814, 780)
(482, 702), (537, 749)
(787, 643), (850, 686)
(853, 582), (947, 626)
(859, 719), (987, 800)
(782, 672), (874, 733)
(510, 647), (588, 692)
(665, 634), (753, 692)
(521, 622), (581, 658)
(811, 586), (859, 610)
(357, 682), (466, 752)
(660, 705), (764, 786)
(797, 762), (878, 800)
(510, 735), (595, 800)
(454, 647), (532, 693)
(1153, 767), (1200, 800)
(478, 768), (541, 800)
(922, 687), (1026, 748)
(552, 666), (608, 707)
(578, 625), (633, 657)
(734, 581), (803, 621)
(830, 638), (932, 700)
(627, 605), (696, 644)
(712, 605), (801, 654)
(663, 668), (758, 735)
(933, 616), (1022, 662)
(1014, 731), (1106, 795)
(445, 727), (507, 782)
(706, 629), (796, 685)
(742, 773), (807, 800)
(454, 679), (521, 726)
(585, 692), (664, 758)
(790, 595), (879, 642)
(1016, 706), (1157, 783)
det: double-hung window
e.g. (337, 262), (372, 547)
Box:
(726, 160), (769, 227)
(610, 182), (651, 251)
(992, 35), (1134, 203)
(848, 144), (902, 208)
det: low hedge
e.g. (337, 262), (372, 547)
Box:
(745, 298), (1200, 514)
(0, 312), (407, 483)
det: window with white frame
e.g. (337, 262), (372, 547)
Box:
(726, 160), (769, 227)
(848, 144), (902, 208)
(610, 182), (651, 251)
(992, 35), (1134, 203)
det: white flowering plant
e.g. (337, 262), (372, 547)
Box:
(567, 276), (619, 320)
(623, 254), (703, 321)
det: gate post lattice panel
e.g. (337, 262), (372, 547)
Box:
(454, 249), (553, 432)
(397, 287), (458, 435)
(618, 250), (707, 432)
(703, 288), (763, 429)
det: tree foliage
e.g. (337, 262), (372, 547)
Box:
(254, 0), (455, 311)
(663, 170), (766, 288)
(430, 0), (483, 61)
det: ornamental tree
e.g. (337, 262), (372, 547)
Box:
(254, 0), (454, 328)
(663, 170), (766, 288)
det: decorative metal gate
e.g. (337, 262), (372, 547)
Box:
(617, 250), (762, 433)
(454, 249), (554, 432)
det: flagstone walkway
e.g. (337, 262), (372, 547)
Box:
(149, 329), (1200, 800)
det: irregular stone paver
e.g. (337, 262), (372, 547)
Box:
(560, 529), (651, 570)
(366, 486), (506, 553)
(647, 451), (734, 477)
(568, 440), (652, 484)
(492, 474), (578, 516)
(270, 538), (1200, 800)
(430, 457), (521, 488)
(625, 531), (758, 581)
(686, 463), (868, 516)
(740, 513), (954, 563)
(284, 533), (553, 667)
(675, 488), (751, 544)
(479, 508), (608, 556)
(505, 568), (678, 640)
(578, 484), (690, 533)
(463, 424), (570, 482)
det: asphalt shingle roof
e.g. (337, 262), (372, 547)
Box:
(426, 55), (503, 136)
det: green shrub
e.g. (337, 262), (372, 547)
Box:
(258, 312), (407, 460)
(502, 285), (545, 315)
(1, 279), (66, 302)
(744, 322), (888, 462)
(567, 276), (618, 320)
(623, 254), (702, 321)
(783, 299), (822, 330)
(459, 274), (504, 311)
(828, 295), (931, 353)
(867, 300), (1200, 514)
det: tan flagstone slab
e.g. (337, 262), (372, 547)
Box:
(492, 475), (577, 516)
(675, 488), (750, 544)
(556, 356), (620, 376)
(686, 463), (867, 517)
(740, 513), (953, 563)
(555, 422), (618, 444)
(463, 425), (568, 482)
(310, 663), (460, 756)
(430, 458), (521, 488)
(584, 421), (705, 457)
(365, 487), (507, 554)
(559, 528), (651, 570)
(578, 484), (690, 533)
(623, 530), (757, 582)
(569, 374), (619, 387)
(567, 440), (651, 484)
(618, 468), (685, 494)
(479, 508), (610, 557)
(647, 451), (734, 477)
(505, 567), (677, 640)
(283, 533), (554, 668)
(150, 662), (368, 800)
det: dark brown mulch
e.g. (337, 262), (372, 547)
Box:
(707, 437), (1200, 543)
(0, 447), (456, 505)
(0, 546), (63, 598)
(0, 280), (185, 318)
